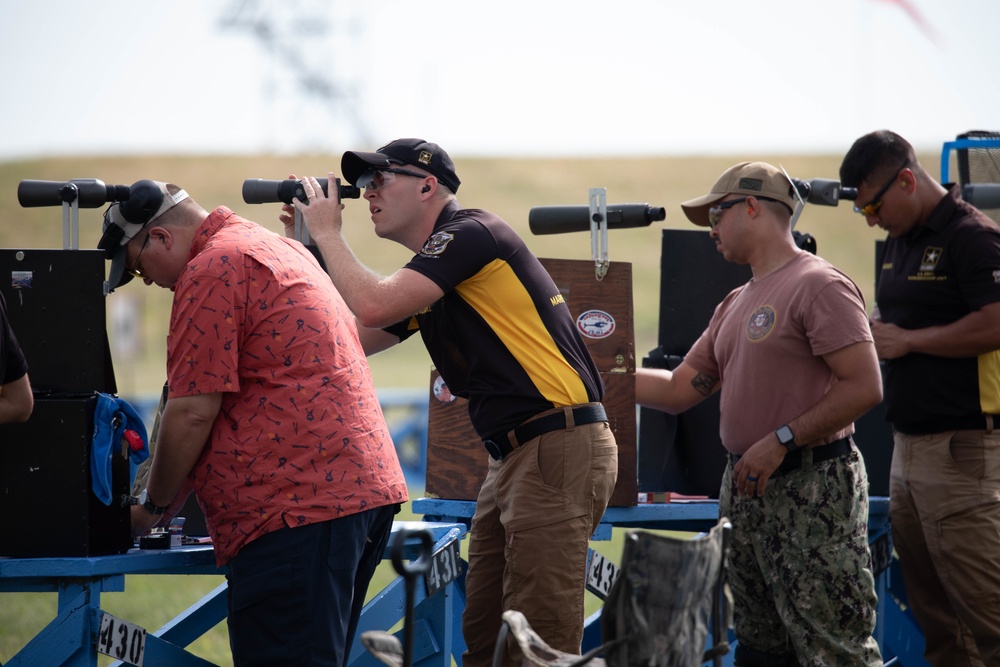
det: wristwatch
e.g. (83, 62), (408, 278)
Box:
(775, 424), (799, 453)
(139, 488), (169, 515)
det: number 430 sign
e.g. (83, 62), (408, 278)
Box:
(98, 612), (147, 666)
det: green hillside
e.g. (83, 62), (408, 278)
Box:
(1, 151), (923, 398)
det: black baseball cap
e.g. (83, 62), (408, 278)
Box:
(341, 138), (461, 193)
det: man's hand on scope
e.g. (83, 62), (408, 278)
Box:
(280, 172), (346, 242)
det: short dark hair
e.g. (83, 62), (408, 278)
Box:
(840, 130), (916, 188)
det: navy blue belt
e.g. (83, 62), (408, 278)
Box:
(484, 404), (607, 461)
(729, 436), (852, 477)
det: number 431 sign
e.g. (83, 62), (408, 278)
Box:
(98, 612), (147, 666)
(423, 537), (463, 596)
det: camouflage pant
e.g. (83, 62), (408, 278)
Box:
(718, 446), (882, 667)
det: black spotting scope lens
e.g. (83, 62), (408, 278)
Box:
(17, 179), (131, 208)
(242, 178), (362, 205)
(528, 203), (665, 235)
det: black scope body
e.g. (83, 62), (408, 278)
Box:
(528, 203), (665, 235)
(18, 179), (131, 208)
(242, 178), (362, 206)
(965, 183), (1000, 210)
(790, 178), (857, 206)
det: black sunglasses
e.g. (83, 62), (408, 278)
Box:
(356, 167), (432, 191)
(707, 198), (747, 228)
(854, 159), (910, 217)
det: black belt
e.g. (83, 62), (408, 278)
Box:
(483, 404), (607, 461)
(729, 436), (852, 477)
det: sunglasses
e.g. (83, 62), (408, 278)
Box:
(127, 235), (150, 279)
(707, 197), (747, 229)
(356, 167), (431, 191)
(854, 159), (910, 217)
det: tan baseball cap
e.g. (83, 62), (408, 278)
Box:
(681, 161), (797, 227)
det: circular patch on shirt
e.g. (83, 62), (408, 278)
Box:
(746, 305), (776, 341)
(577, 310), (616, 339)
(433, 375), (456, 403)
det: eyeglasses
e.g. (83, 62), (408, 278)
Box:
(356, 167), (431, 191)
(707, 197), (748, 229)
(854, 159), (910, 217)
(127, 235), (150, 279)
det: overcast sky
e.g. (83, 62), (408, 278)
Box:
(1, 0), (998, 160)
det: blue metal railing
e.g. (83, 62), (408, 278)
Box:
(939, 137), (1000, 183)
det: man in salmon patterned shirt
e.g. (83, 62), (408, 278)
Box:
(98, 180), (408, 667)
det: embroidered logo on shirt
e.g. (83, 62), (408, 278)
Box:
(420, 232), (454, 256)
(577, 310), (616, 339)
(919, 247), (942, 272)
(746, 305), (776, 341)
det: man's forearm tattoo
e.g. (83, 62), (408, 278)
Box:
(691, 372), (719, 397)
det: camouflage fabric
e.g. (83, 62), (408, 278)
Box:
(601, 521), (732, 667)
(718, 448), (882, 667)
(498, 521), (733, 667)
(131, 382), (167, 495)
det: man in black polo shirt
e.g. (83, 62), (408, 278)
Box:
(281, 139), (618, 667)
(841, 129), (1000, 666)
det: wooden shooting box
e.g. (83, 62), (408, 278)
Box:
(425, 259), (638, 507)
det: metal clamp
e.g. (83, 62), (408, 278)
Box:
(588, 187), (610, 280)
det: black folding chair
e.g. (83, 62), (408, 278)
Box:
(493, 518), (733, 667)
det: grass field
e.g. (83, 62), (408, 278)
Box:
(0, 150), (945, 664)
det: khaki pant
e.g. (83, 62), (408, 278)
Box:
(461, 412), (618, 667)
(891, 429), (1000, 667)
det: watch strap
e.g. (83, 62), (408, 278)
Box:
(139, 489), (169, 515)
(776, 424), (798, 453)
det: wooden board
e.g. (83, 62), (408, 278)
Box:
(540, 258), (634, 373)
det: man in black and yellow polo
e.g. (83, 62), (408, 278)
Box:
(841, 129), (1000, 667)
(281, 138), (618, 667)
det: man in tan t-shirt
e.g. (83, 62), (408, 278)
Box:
(636, 161), (883, 666)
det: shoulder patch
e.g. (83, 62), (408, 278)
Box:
(420, 232), (455, 257)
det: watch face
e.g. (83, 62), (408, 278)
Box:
(777, 425), (795, 445)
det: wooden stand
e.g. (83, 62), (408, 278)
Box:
(425, 259), (637, 507)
